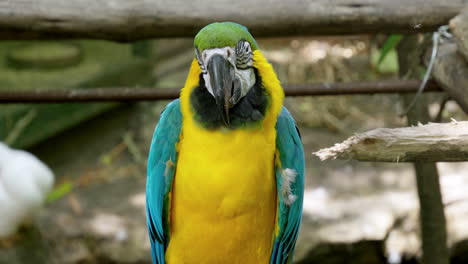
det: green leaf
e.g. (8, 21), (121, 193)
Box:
(377, 34), (403, 66)
(46, 181), (73, 203)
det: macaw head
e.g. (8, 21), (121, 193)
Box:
(193, 22), (263, 127)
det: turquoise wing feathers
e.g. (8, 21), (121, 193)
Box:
(146, 99), (182, 264)
(270, 107), (305, 264)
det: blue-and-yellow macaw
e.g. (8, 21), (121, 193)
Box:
(146, 22), (304, 264)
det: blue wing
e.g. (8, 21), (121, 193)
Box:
(270, 107), (305, 264)
(146, 99), (182, 264)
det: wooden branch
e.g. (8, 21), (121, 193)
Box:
(0, 0), (466, 41)
(427, 41), (468, 114)
(450, 6), (468, 61)
(314, 122), (468, 162)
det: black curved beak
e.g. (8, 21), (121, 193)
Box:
(206, 54), (235, 126)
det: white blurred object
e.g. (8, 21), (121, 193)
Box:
(0, 142), (54, 238)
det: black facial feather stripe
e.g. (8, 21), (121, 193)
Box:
(236, 41), (252, 68)
(237, 54), (252, 62)
(237, 56), (251, 64)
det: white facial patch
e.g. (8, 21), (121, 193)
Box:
(200, 47), (236, 68)
(236, 67), (256, 99)
(196, 47), (256, 100)
(281, 168), (298, 206)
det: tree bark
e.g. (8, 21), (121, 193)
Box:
(314, 121), (468, 162)
(432, 6), (468, 115)
(450, 6), (468, 61)
(0, 0), (466, 41)
(427, 41), (468, 114)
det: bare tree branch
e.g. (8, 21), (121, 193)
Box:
(0, 0), (466, 41)
(450, 6), (468, 61)
(314, 121), (468, 162)
(428, 42), (468, 114)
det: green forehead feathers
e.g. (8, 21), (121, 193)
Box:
(194, 22), (259, 51)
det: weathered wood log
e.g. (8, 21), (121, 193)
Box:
(0, 0), (466, 41)
(450, 6), (468, 61)
(314, 121), (468, 162)
(427, 41), (468, 114)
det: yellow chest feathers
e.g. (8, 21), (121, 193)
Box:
(176, 124), (277, 217)
(167, 121), (278, 263)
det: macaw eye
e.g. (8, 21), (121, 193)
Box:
(235, 41), (252, 69)
(195, 48), (207, 74)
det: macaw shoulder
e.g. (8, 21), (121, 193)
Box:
(275, 106), (304, 206)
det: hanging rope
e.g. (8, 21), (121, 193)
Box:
(400, 25), (453, 116)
